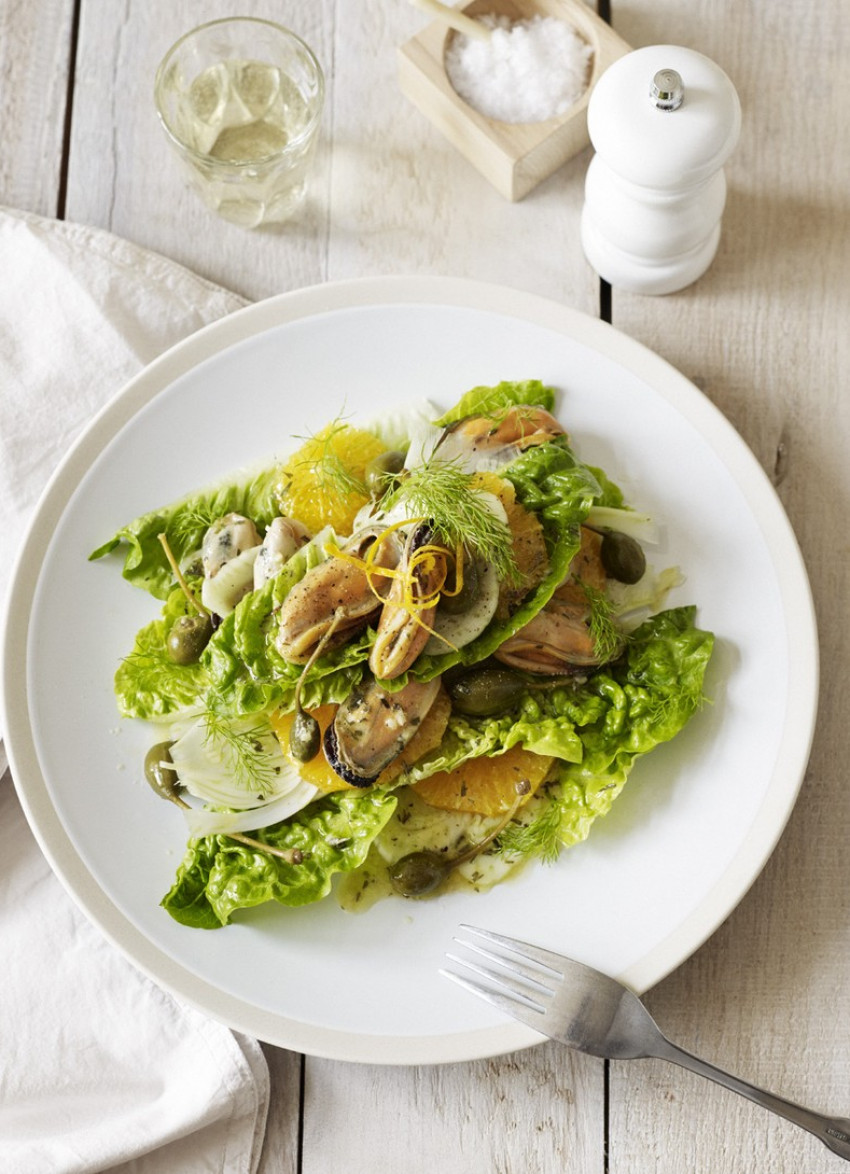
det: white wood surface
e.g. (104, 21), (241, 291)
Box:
(2, 0), (848, 1171)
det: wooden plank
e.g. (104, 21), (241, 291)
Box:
(325, 0), (601, 307)
(296, 4), (606, 1171)
(603, 1), (850, 1170)
(256, 1046), (302, 1174)
(64, 1), (334, 300)
(303, 1044), (605, 1174)
(0, 0), (75, 216)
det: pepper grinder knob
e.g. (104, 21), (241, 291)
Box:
(581, 46), (741, 295)
(650, 68), (684, 110)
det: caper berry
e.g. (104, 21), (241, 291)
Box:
(439, 555), (481, 616)
(144, 741), (181, 803)
(166, 613), (213, 664)
(448, 666), (527, 716)
(600, 531), (647, 585)
(389, 850), (451, 898)
(364, 450), (406, 498)
(290, 709), (321, 762)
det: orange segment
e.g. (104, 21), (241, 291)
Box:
(276, 423), (387, 536)
(471, 471), (548, 614)
(270, 704), (355, 793)
(270, 688), (452, 793)
(412, 745), (554, 816)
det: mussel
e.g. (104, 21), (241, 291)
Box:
(200, 512), (263, 617)
(432, 406), (566, 473)
(253, 516), (311, 589)
(276, 527), (402, 664)
(370, 523), (447, 680)
(324, 676), (440, 787)
(494, 593), (624, 673)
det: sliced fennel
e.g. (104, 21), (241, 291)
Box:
(370, 790), (527, 892)
(608, 564), (684, 629)
(356, 398), (442, 464)
(184, 787), (319, 837)
(585, 504), (659, 544)
(423, 558), (500, 654)
(169, 713), (318, 827)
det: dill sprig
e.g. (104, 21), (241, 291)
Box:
(583, 583), (625, 664)
(287, 418), (368, 499)
(497, 792), (564, 864)
(385, 459), (519, 584)
(202, 709), (280, 793)
(170, 505), (221, 546)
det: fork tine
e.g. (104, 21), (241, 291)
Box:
(458, 924), (568, 976)
(439, 966), (548, 1027)
(444, 950), (553, 1008)
(450, 936), (558, 995)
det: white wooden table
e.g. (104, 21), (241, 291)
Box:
(3, 1), (849, 1170)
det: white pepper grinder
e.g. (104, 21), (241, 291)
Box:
(580, 45), (741, 295)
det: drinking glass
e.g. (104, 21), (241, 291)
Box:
(154, 17), (324, 228)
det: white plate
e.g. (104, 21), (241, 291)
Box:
(1, 276), (818, 1064)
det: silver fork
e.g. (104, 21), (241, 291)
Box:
(442, 925), (850, 1163)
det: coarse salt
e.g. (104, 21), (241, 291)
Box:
(445, 14), (593, 124)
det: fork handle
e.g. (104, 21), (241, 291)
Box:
(653, 1036), (850, 1162)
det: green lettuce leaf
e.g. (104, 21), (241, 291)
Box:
(162, 789), (397, 927)
(115, 588), (209, 719)
(586, 465), (625, 510)
(500, 607), (714, 859)
(90, 464), (282, 600)
(400, 682), (605, 784)
(433, 379), (556, 427)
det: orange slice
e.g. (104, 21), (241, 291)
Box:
(270, 704), (353, 793)
(471, 471), (548, 613)
(412, 745), (554, 816)
(276, 423), (386, 535)
(270, 687), (452, 793)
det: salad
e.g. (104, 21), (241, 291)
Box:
(91, 379), (714, 928)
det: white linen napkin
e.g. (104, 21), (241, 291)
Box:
(0, 207), (270, 1174)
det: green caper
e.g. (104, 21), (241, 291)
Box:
(389, 850), (451, 898)
(448, 666), (527, 717)
(438, 554), (481, 616)
(166, 614), (213, 664)
(290, 708), (321, 763)
(364, 450), (406, 498)
(600, 531), (647, 585)
(144, 741), (181, 804)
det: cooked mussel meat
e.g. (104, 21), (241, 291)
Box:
(276, 527), (402, 664)
(324, 676), (440, 787)
(254, 516), (311, 589)
(369, 523), (447, 680)
(494, 593), (624, 673)
(200, 513), (263, 616)
(433, 406), (566, 472)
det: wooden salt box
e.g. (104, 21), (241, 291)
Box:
(398, 0), (631, 201)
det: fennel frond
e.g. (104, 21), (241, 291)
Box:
(288, 417), (368, 499)
(385, 459), (519, 584)
(583, 583), (625, 664)
(496, 793), (564, 864)
(201, 709), (281, 794)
